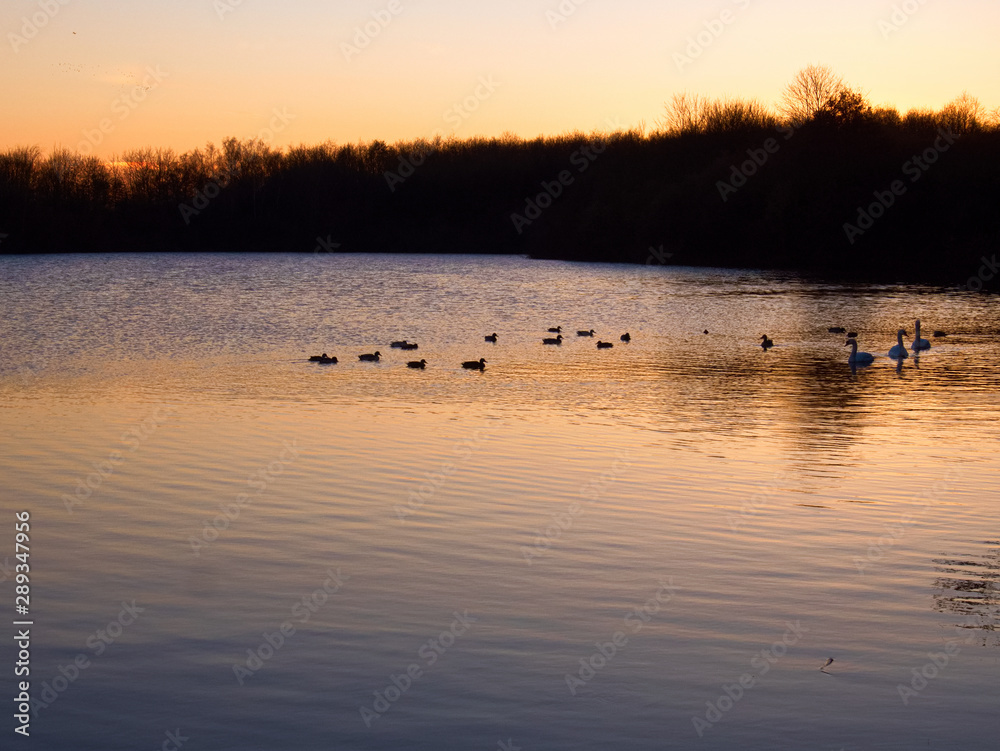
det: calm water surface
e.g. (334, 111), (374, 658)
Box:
(1, 253), (997, 751)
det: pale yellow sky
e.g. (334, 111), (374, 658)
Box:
(3, 0), (998, 157)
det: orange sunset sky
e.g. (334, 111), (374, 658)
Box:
(3, 0), (999, 157)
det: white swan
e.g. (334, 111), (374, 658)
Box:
(911, 319), (931, 350)
(888, 329), (909, 359)
(846, 339), (874, 365)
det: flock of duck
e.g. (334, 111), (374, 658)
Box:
(307, 328), (633, 371)
(307, 319), (945, 371)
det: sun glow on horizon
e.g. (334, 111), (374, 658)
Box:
(2, 0), (999, 157)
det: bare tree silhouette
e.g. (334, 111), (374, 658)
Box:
(939, 91), (985, 134)
(778, 64), (844, 124)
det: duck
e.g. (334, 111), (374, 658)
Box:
(888, 329), (909, 359)
(620, 332), (631, 342)
(308, 353), (329, 362)
(399, 342), (419, 350)
(703, 330), (709, 335)
(760, 334), (774, 349)
(542, 334), (563, 345)
(390, 340), (410, 349)
(911, 319), (931, 350)
(547, 326), (562, 333)
(596, 341), (614, 349)
(485, 333), (498, 343)
(462, 358), (486, 370)
(846, 338), (874, 365)
(577, 329), (596, 337)
(317, 355), (337, 364)
(407, 359), (427, 369)
(358, 351), (381, 362)
(933, 330), (947, 338)
(847, 332), (858, 339)
(828, 326), (846, 334)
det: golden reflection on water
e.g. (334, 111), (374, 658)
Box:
(2, 254), (999, 750)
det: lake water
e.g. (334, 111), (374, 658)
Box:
(1, 253), (997, 751)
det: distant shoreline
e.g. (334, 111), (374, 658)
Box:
(3, 119), (998, 291)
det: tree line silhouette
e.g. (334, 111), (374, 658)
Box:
(1, 66), (997, 287)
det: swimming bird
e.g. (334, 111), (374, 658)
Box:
(933, 330), (947, 338)
(847, 332), (858, 338)
(828, 326), (846, 334)
(596, 341), (614, 349)
(888, 329), (909, 359)
(911, 319), (931, 350)
(620, 332), (631, 342)
(317, 355), (337, 364)
(358, 351), (381, 362)
(390, 340), (410, 349)
(542, 334), (563, 345)
(485, 333), (498, 343)
(399, 342), (419, 350)
(846, 338), (874, 364)
(760, 334), (774, 349)
(703, 330), (709, 335)
(308, 353), (329, 362)
(577, 329), (595, 337)
(820, 658), (834, 673)
(547, 326), (562, 333)
(407, 359), (427, 369)
(462, 358), (486, 370)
